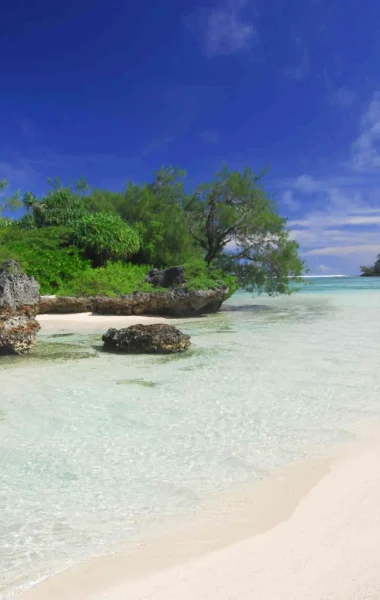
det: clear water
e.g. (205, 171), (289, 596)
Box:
(1, 277), (380, 596)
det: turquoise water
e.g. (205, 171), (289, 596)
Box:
(1, 277), (380, 597)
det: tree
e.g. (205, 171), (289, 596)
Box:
(20, 188), (87, 228)
(75, 175), (90, 197)
(84, 188), (125, 216)
(0, 179), (22, 217)
(184, 166), (304, 294)
(360, 255), (380, 276)
(72, 212), (140, 267)
(84, 167), (201, 268)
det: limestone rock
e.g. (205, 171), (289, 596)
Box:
(0, 260), (40, 313)
(39, 295), (93, 314)
(39, 287), (229, 317)
(102, 324), (191, 354)
(0, 315), (41, 355)
(92, 287), (229, 317)
(0, 261), (41, 355)
(145, 266), (185, 288)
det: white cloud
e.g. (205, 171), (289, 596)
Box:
(318, 264), (331, 273)
(284, 172), (380, 269)
(350, 91), (380, 171)
(197, 0), (258, 58)
(330, 87), (357, 108)
(306, 244), (380, 257)
(289, 214), (380, 228)
(281, 190), (300, 211)
(0, 160), (37, 188)
(293, 174), (320, 193)
(279, 91), (380, 271)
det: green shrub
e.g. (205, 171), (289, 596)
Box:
(57, 262), (154, 297)
(183, 259), (238, 294)
(0, 226), (90, 294)
(21, 189), (87, 228)
(72, 213), (141, 266)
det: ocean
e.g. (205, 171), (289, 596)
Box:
(1, 277), (380, 597)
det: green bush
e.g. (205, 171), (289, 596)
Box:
(57, 262), (154, 297)
(21, 189), (87, 228)
(183, 259), (238, 294)
(0, 226), (90, 294)
(72, 213), (141, 267)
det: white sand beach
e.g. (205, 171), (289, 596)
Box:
(37, 312), (177, 332)
(1, 287), (378, 599)
(20, 430), (380, 600)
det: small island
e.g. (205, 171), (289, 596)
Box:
(360, 255), (380, 277)
(0, 166), (304, 316)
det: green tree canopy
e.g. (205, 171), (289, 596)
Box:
(184, 166), (304, 294)
(20, 188), (87, 228)
(72, 212), (140, 267)
(84, 168), (201, 268)
(0, 179), (22, 220)
(360, 254), (380, 276)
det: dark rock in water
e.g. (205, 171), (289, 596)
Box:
(0, 261), (41, 355)
(102, 324), (191, 354)
(146, 266), (186, 288)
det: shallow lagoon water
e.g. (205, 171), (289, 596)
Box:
(1, 278), (380, 596)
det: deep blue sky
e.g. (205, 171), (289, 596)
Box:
(1, 0), (380, 274)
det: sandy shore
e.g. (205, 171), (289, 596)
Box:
(37, 312), (180, 333)
(20, 430), (380, 600)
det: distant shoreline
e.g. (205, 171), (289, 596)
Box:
(297, 274), (347, 278)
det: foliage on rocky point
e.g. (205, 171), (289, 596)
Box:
(0, 165), (304, 298)
(360, 255), (380, 277)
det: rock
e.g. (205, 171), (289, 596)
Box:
(38, 287), (229, 317)
(145, 266), (186, 288)
(0, 315), (41, 355)
(102, 324), (191, 354)
(0, 261), (41, 355)
(39, 295), (93, 314)
(92, 287), (229, 317)
(0, 260), (40, 312)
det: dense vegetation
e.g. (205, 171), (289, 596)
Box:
(0, 167), (304, 296)
(360, 255), (380, 277)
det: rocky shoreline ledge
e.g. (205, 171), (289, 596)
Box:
(39, 286), (229, 317)
(0, 260), (41, 355)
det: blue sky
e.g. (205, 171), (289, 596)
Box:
(1, 0), (380, 274)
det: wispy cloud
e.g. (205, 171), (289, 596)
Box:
(350, 91), (380, 171)
(0, 160), (38, 188)
(329, 87), (357, 108)
(306, 244), (380, 257)
(20, 118), (38, 143)
(278, 91), (380, 270)
(281, 190), (299, 211)
(284, 39), (309, 81)
(200, 130), (220, 145)
(318, 264), (332, 273)
(141, 136), (175, 157)
(282, 170), (380, 269)
(190, 0), (258, 58)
